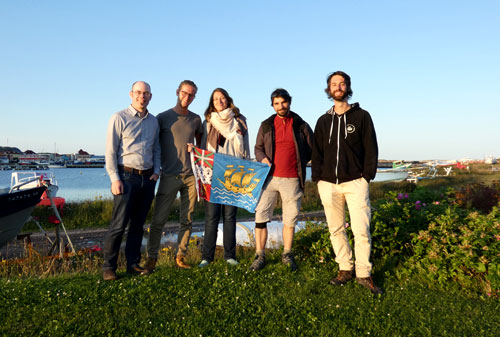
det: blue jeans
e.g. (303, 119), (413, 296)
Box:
(202, 201), (237, 262)
(102, 171), (156, 271)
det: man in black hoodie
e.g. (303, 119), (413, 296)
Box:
(312, 71), (382, 295)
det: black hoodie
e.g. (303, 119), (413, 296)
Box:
(311, 103), (378, 184)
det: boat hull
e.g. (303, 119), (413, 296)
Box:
(0, 186), (46, 248)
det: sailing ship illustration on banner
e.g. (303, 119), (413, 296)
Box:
(191, 147), (271, 212)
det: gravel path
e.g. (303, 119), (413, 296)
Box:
(0, 212), (326, 260)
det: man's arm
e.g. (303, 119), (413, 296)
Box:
(105, 114), (124, 194)
(151, 118), (161, 181)
(362, 112), (379, 182)
(311, 117), (324, 182)
(254, 124), (270, 166)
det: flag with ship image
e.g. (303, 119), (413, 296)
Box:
(191, 146), (271, 212)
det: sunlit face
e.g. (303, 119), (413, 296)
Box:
(176, 84), (196, 109)
(329, 75), (348, 101)
(213, 91), (228, 112)
(129, 81), (152, 112)
(272, 97), (290, 117)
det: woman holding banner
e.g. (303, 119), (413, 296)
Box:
(198, 88), (250, 267)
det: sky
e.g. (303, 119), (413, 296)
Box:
(1, 0), (499, 161)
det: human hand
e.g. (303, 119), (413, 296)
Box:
(187, 143), (194, 152)
(150, 173), (159, 181)
(261, 157), (271, 166)
(111, 180), (124, 195)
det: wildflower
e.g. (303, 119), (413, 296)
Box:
(404, 193), (409, 199)
(495, 235), (500, 241)
(397, 193), (403, 200)
(415, 200), (422, 210)
(345, 222), (350, 228)
(433, 201), (440, 205)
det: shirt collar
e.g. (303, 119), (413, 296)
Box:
(127, 105), (149, 118)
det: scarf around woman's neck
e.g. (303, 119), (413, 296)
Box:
(206, 108), (245, 157)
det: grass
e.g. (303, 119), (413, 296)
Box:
(2, 164), (500, 335)
(1, 250), (499, 336)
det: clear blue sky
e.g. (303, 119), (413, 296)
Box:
(1, 0), (499, 161)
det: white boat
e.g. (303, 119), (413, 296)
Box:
(0, 186), (46, 248)
(10, 171), (58, 197)
(372, 169), (409, 182)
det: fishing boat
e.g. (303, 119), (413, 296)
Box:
(11, 171), (58, 198)
(0, 186), (46, 248)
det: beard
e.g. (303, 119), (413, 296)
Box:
(331, 89), (348, 101)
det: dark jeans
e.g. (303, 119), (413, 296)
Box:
(102, 171), (156, 271)
(202, 201), (237, 262)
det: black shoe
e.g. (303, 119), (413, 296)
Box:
(103, 269), (118, 281)
(329, 270), (355, 286)
(282, 252), (297, 271)
(356, 276), (383, 295)
(249, 254), (266, 271)
(127, 264), (148, 275)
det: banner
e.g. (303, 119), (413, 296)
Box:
(191, 147), (271, 213)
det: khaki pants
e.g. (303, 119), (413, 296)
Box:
(317, 178), (372, 278)
(147, 174), (197, 258)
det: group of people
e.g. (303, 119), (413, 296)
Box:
(102, 71), (382, 295)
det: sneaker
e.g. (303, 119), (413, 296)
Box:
(249, 254), (266, 271)
(198, 260), (209, 268)
(281, 252), (297, 271)
(144, 257), (157, 273)
(356, 276), (383, 295)
(175, 254), (191, 269)
(226, 258), (239, 266)
(329, 270), (354, 286)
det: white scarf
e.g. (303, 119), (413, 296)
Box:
(207, 108), (244, 156)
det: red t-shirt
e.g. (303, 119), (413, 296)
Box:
(272, 115), (298, 178)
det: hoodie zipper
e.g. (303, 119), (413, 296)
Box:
(335, 115), (342, 184)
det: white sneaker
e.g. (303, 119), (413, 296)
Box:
(198, 260), (209, 267)
(226, 258), (239, 266)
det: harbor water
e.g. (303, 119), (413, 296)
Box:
(0, 166), (407, 202)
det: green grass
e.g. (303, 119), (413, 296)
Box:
(1, 251), (499, 336)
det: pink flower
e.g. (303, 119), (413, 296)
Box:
(397, 193), (403, 200)
(433, 201), (440, 205)
(415, 200), (421, 210)
(495, 235), (500, 241)
(404, 193), (409, 199)
(345, 223), (350, 228)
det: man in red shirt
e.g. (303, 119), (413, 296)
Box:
(251, 89), (313, 271)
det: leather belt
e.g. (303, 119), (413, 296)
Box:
(118, 165), (153, 176)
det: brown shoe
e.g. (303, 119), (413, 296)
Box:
(175, 254), (191, 269)
(329, 270), (354, 286)
(356, 276), (383, 295)
(103, 270), (118, 281)
(126, 264), (149, 275)
(144, 257), (157, 273)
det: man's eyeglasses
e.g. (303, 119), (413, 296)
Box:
(132, 90), (151, 97)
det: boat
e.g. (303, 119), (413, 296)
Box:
(0, 186), (46, 248)
(392, 160), (412, 170)
(11, 171), (58, 198)
(372, 169), (409, 182)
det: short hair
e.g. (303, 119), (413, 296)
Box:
(177, 80), (198, 92)
(270, 88), (292, 106)
(325, 71), (353, 100)
(204, 88), (240, 119)
(131, 81), (151, 92)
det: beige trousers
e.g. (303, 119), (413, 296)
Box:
(317, 178), (372, 278)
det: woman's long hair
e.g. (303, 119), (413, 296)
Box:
(204, 88), (240, 119)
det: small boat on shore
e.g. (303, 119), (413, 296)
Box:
(372, 169), (409, 182)
(0, 186), (46, 248)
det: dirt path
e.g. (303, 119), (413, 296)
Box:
(0, 211), (326, 260)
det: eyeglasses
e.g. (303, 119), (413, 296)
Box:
(132, 90), (151, 96)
